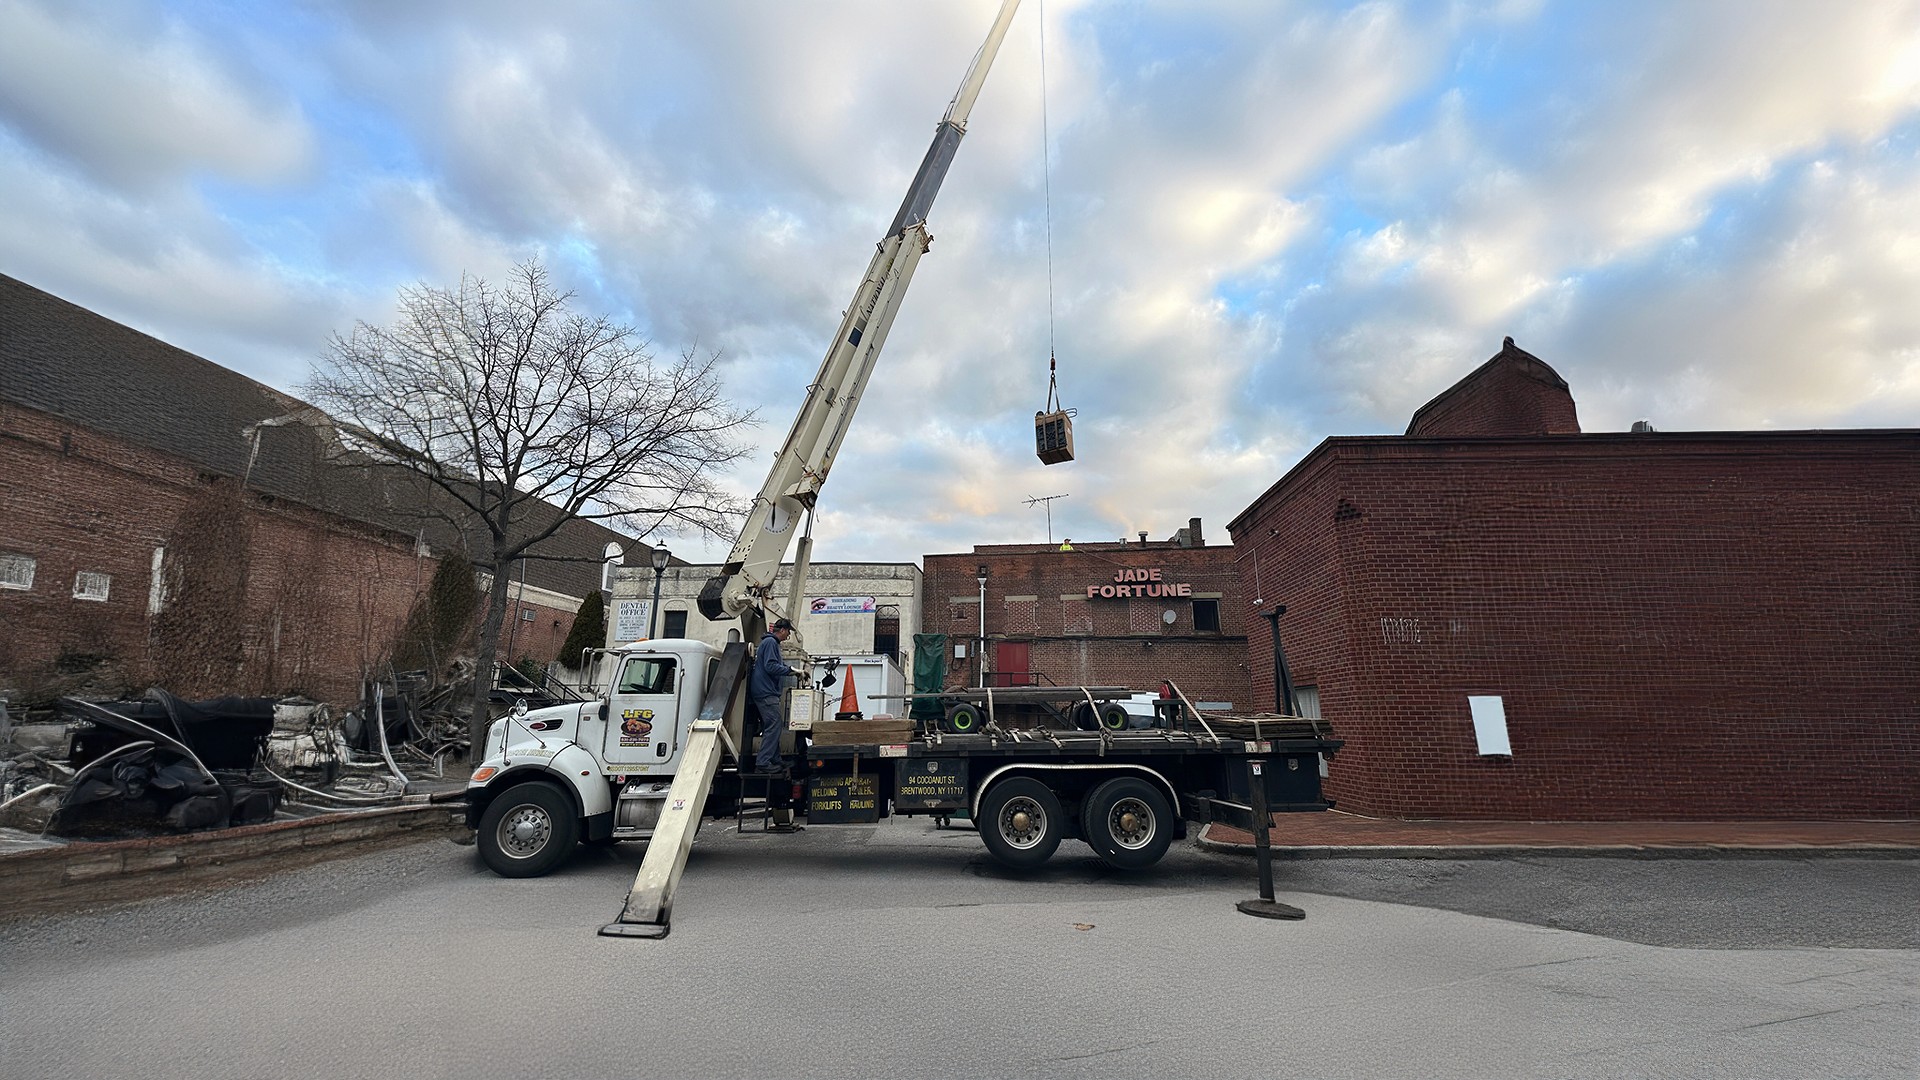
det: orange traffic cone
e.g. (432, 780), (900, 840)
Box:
(835, 665), (862, 720)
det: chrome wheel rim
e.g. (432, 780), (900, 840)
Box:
(497, 803), (552, 859)
(999, 796), (1047, 850)
(1107, 797), (1155, 850)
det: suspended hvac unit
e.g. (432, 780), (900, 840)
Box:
(1034, 354), (1075, 465)
(1035, 410), (1074, 464)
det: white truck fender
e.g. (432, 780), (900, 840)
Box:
(479, 743), (611, 820)
(544, 742), (613, 817)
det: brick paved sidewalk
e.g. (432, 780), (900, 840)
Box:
(1202, 811), (1920, 857)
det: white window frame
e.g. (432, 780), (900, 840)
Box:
(0, 553), (34, 591)
(1294, 685), (1327, 777)
(73, 570), (112, 602)
(148, 547), (167, 615)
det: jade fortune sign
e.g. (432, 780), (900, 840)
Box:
(1085, 568), (1192, 599)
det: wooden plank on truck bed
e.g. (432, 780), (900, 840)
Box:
(810, 718), (916, 746)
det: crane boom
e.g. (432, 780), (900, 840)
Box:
(698, 0), (1022, 637)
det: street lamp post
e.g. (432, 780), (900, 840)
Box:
(649, 545), (671, 639)
(976, 564), (989, 688)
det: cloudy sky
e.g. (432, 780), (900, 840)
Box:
(4, 0), (1917, 564)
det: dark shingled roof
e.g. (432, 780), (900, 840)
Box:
(0, 272), (645, 599)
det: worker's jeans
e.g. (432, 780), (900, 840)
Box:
(754, 695), (785, 769)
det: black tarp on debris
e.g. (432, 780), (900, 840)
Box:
(69, 689), (275, 771)
(52, 750), (227, 834)
(52, 690), (281, 837)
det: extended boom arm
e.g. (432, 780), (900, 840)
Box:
(698, 0), (1022, 641)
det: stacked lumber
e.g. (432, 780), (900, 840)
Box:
(808, 717), (917, 746)
(1192, 712), (1332, 740)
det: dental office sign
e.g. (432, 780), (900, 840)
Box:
(1086, 567), (1192, 599)
(614, 599), (652, 640)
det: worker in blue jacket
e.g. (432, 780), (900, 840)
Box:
(751, 618), (798, 775)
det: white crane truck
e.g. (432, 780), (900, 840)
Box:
(462, 0), (1340, 936)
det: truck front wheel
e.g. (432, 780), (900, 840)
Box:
(477, 782), (579, 878)
(1082, 776), (1174, 869)
(978, 777), (1063, 870)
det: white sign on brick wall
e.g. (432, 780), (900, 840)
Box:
(1469, 695), (1511, 756)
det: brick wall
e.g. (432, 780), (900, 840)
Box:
(922, 541), (1253, 708)
(1, 401), (581, 703)
(496, 595), (579, 670)
(1230, 431), (1920, 820)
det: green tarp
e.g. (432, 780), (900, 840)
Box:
(910, 633), (949, 722)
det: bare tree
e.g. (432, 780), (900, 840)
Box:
(306, 261), (754, 750)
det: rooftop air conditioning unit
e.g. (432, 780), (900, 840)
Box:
(1035, 410), (1074, 465)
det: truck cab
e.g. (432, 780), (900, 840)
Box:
(465, 638), (728, 876)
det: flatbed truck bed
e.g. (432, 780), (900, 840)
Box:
(733, 724), (1340, 870)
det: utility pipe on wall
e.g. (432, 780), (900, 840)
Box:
(976, 564), (988, 688)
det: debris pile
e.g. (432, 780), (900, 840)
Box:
(262, 668), (482, 807)
(1, 690), (282, 838)
(1, 662), (577, 841)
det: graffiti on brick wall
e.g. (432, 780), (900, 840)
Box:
(1380, 617), (1424, 644)
(1380, 617), (1468, 645)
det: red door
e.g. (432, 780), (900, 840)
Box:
(994, 642), (1032, 687)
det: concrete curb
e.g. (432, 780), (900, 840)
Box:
(0, 797), (470, 921)
(1193, 836), (1920, 860)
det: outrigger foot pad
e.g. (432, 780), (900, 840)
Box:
(599, 920), (670, 939)
(1236, 898), (1306, 921)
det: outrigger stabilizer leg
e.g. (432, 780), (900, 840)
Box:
(600, 643), (747, 939)
(1235, 758), (1306, 921)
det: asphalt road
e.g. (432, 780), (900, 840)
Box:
(3, 819), (1916, 1079)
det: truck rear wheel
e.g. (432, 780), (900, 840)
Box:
(477, 781), (578, 878)
(1082, 776), (1174, 869)
(978, 776), (1063, 870)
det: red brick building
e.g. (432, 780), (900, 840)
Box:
(922, 520), (1255, 709)
(1228, 338), (1919, 820)
(0, 274), (634, 704)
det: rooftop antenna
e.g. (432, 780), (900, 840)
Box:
(1024, 493), (1069, 543)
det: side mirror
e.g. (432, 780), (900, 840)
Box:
(512, 698), (528, 718)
